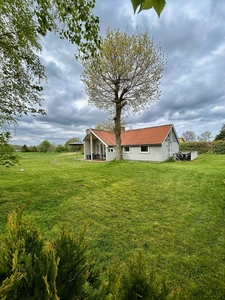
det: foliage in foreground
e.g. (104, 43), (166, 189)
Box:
(0, 132), (19, 167)
(0, 206), (170, 300)
(131, 0), (166, 16)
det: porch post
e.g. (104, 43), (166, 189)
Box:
(90, 131), (93, 160)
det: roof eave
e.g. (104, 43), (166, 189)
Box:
(90, 129), (109, 146)
(122, 143), (162, 147)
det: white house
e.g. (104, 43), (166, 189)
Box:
(83, 124), (180, 162)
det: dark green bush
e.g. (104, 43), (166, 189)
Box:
(180, 141), (225, 154)
(180, 140), (225, 154)
(179, 142), (212, 154)
(165, 156), (176, 162)
(212, 140), (225, 154)
(21, 144), (29, 152)
(54, 144), (65, 153)
(28, 146), (38, 152)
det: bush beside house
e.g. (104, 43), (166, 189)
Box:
(179, 141), (225, 154)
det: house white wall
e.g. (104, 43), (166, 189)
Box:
(123, 146), (162, 162)
(106, 147), (116, 160)
(161, 129), (179, 161)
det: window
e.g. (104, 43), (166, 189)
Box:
(108, 147), (114, 152)
(123, 146), (130, 153)
(140, 145), (149, 153)
(96, 144), (99, 154)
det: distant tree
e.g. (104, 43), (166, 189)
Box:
(182, 131), (196, 142)
(55, 144), (65, 153)
(21, 145), (29, 152)
(50, 143), (56, 152)
(37, 140), (51, 153)
(11, 145), (21, 151)
(197, 131), (212, 142)
(65, 138), (83, 152)
(82, 29), (167, 160)
(28, 145), (37, 152)
(214, 124), (225, 141)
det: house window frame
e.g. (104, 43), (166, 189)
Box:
(123, 146), (130, 153)
(140, 145), (149, 153)
(108, 147), (114, 152)
(96, 144), (99, 154)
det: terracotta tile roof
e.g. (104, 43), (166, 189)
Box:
(91, 129), (116, 145)
(91, 124), (173, 146)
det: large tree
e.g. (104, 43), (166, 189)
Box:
(81, 29), (166, 160)
(0, 0), (165, 131)
(0, 0), (100, 130)
(37, 139), (51, 153)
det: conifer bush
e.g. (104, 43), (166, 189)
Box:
(0, 206), (90, 299)
(119, 252), (169, 300)
(0, 206), (58, 299)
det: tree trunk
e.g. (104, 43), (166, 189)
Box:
(114, 101), (122, 160)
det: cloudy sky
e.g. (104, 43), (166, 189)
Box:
(12, 0), (225, 146)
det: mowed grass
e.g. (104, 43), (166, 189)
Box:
(1, 152), (225, 298)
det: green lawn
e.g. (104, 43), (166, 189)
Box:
(0, 152), (225, 298)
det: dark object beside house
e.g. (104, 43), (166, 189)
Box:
(174, 151), (191, 161)
(92, 153), (106, 160)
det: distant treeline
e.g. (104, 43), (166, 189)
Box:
(11, 138), (83, 153)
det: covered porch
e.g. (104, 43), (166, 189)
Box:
(83, 129), (116, 161)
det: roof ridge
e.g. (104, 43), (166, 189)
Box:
(122, 124), (173, 133)
(92, 124), (173, 133)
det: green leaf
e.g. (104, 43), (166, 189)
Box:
(141, 0), (154, 10)
(139, 0), (166, 17)
(130, 0), (144, 13)
(152, 0), (166, 17)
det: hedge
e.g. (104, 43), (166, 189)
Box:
(179, 141), (225, 154)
